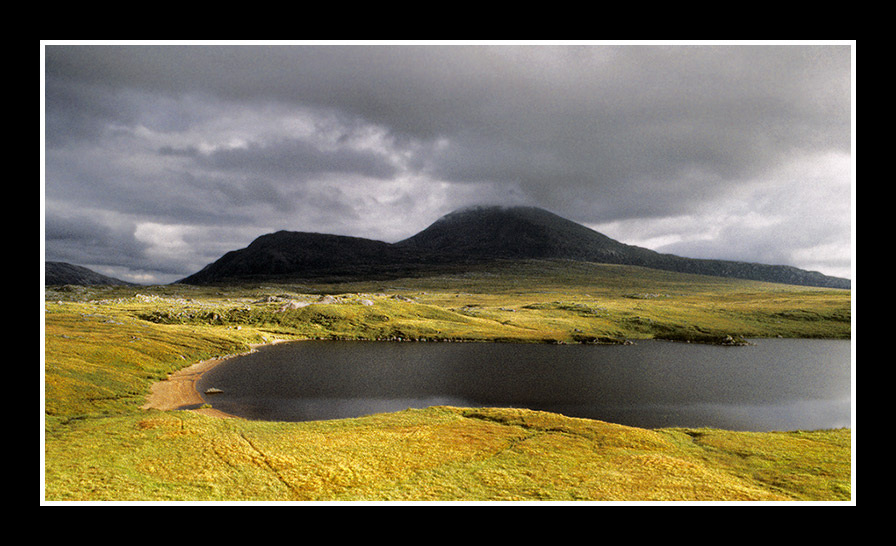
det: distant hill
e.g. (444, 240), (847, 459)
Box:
(180, 231), (399, 284)
(45, 261), (134, 286)
(177, 206), (851, 289)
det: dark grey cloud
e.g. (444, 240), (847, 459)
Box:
(186, 137), (398, 180)
(42, 42), (853, 283)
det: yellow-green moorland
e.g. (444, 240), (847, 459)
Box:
(43, 260), (852, 502)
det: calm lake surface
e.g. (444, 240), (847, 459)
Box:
(197, 338), (852, 431)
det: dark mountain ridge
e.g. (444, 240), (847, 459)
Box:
(183, 231), (401, 283)
(177, 206), (851, 289)
(394, 206), (658, 264)
(45, 261), (134, 286)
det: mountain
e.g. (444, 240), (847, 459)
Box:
(180, 231), (398, 284)
(45, 261), (134, 286)
(394, 206), (660, 264)
(177, 206), (851, 289)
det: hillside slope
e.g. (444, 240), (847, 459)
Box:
(181, 231), (399, 284)
(178, 206), (851, 289)
(45, 261), (134, 286)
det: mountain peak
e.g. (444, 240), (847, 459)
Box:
(395, 205), (626, 262)
(441, 204), (549, 216)
(437, 205), (569, 224)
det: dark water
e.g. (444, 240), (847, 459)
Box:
(196, 338), (852, 431)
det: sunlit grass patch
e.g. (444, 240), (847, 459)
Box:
(44, 262), (851, 501)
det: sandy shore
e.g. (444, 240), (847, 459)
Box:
(141, 340), (288, 418)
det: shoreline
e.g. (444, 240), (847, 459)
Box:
(141, 335), (850, 421)
(141, 339), (290, 418)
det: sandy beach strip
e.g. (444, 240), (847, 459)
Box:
(141, 340), (288, 418)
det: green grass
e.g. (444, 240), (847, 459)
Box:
(43, 260), (853, 502)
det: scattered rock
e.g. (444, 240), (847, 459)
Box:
(254, 295), (285, 303)
(278, 301), (310, 311)
(720, 334), (751, 346)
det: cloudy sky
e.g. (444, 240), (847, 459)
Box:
(42, 41), (854, 284)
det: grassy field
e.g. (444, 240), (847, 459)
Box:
(43, 260), (853, 502)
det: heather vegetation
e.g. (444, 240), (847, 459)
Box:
(43, 260), (852, 501)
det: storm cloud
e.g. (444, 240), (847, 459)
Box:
(42, 42), (854, 284)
